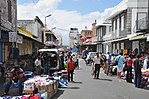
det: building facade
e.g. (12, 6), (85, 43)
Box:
(17, 16), (44, 54)
(0, 0), (17, 62)
(44, 30), (57, 48)
(69, 28), (79, 49)
(104, 0), (148, 55)
(79, 21), (97, 52)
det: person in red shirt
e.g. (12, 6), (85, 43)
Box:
(4, 65), (26, 95)
(126, 55), (133, 83)
(67, 56), (75, 82)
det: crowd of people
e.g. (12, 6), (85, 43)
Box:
(90, 51), (149, 88)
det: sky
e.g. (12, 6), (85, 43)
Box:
(17, 0), (122, 45)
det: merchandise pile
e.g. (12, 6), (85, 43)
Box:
(0, 69), (69, 99)
(1, 75), (59, 99)
(142, 69), (149, 77)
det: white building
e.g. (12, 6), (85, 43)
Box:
(103, 0), (148, 54)
(69, 28), (79, 48)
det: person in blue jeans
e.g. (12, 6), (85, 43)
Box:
(4, 65), (27, 95)
(134, 55), (142, 88)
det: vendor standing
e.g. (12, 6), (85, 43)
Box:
(4, 65), (26, 95)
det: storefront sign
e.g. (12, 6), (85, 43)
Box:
(9, 32), (17, 42)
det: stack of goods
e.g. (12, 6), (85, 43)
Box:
(61, 70), (68, 79)
(23, 75), (59, 99)
(1, 93), (47, 99)
(53, 70), (68, 88)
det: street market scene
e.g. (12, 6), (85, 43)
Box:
(0, 0), (149, 99)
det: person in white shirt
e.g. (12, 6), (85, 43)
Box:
(93, 52), (102, 79)
(111, 54), (115, 64)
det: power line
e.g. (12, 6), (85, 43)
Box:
(32, 0), (45, 17)
(56, 27), (70, 32)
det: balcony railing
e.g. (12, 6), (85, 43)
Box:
(135, 17), (149, 33)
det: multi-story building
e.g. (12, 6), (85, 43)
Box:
(134, 1), (149, 54)
(44, 30), (57, 48)
(80, 21), (97, 52)
(104, 0), (148, 54)
(69, 28), (79, 49)
(0, 0), (17, 62)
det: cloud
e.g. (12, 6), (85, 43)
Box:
(17, 0), (113, 45)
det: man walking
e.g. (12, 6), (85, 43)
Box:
(93, 52), (102, 79)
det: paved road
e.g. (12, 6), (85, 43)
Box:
(52, 59), (149, 99)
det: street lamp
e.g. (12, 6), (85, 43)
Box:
(45, 14), (51, 26)
(51, 27), (56, 32)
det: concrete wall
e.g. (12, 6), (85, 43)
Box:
(0, 0), (17, 31)
(128, 0), (148, 8)
(17, 19), (44, 43)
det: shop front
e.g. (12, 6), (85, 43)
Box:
(129, 34), (149, 54)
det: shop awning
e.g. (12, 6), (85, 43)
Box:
(82, 42), (97, 45)
(129, 35), (146, 41)
(18, 28), (33, 38)
(103, 36), (128, 44)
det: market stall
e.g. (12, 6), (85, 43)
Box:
(1, 75), (59, 99)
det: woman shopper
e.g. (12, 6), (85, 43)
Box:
(67, 56), (75, 82)
(126, 55), (133, 83)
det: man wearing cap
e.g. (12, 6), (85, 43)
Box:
(4, 65), (26, 95)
